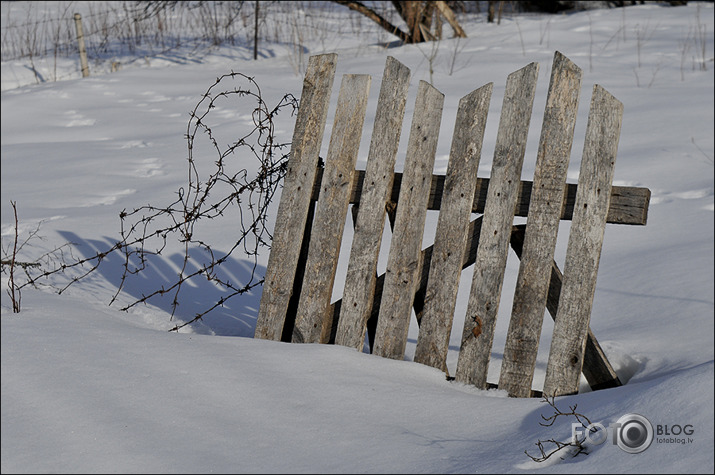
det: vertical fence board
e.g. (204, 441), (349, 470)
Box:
(373, 81), (444, 360)
(331, 215), (483, 350)
(413, 83), (493, 372)
(336, 57), (411, 350)
(455, 62), (540, 388)
(292, 74), (372, 344)
(543, 85), (623, 397)
(254, 54), (337, 341)
(281, 199), (317, 342)
(508, 225), (622, 391)
(498, 52), (583, 397)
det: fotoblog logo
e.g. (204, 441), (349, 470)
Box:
(572, 413), (654, 454)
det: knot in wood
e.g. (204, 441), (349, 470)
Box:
(471, 315), (483, 338)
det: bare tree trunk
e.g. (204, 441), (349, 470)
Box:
(434, 1), (466, 38)
(333, 1), (411, 43)
(333, 1), (466, 44)
(392, 1), (423, 42)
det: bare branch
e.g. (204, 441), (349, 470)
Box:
(333, 1), (412, 43)
(525, 395), (597, 463)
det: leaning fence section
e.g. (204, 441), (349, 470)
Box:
(254, 51), (650, 398)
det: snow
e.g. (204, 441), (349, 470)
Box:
(2, 2), (714, 473)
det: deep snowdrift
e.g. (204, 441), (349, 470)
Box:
(2, 2), (713, 473)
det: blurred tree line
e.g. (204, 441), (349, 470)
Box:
(139, 1), (693, 46)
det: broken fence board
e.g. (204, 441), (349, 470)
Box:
(336, 57), (411, 351)
(373, 81), (444, 360)
(499, 52), (583, 398)
(455, 62), (540, 388)
(414, 82), (493, 372)
(292, 73), (372, 344)
(254, 53), (337, 341)
(543, 85), (624, 397)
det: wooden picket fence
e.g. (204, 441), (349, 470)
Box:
(254, 52), (651, 398)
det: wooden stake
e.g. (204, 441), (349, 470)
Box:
(73, 13), (89, 78)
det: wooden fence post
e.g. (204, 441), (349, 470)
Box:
(73, 13), (90, 78)
(253, 1), (259, 60)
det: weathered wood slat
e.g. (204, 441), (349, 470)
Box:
(254, 53), (337, 341)
(414, 82), (493, 372)
(292, 74), (372, 344)
(330, 202), (398, 349)
(335, 57), (411, 350)
(314, 171), (649, 226)
(543, 85), (624, 397)
(455, 62), (540, 388)
(327, 218), (621, 391)
(508, 225), (622, 392)
(499, 52), (582, 398)
(373, 81), (445, 360)
(281, 200), (317, 342)
(328, 215), (482, 348)
(581, 331), (622, 390)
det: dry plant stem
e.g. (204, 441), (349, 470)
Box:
(8, 201), (21, 313)
(538, 395), (593, 428)
(526, 437), (588, 463)
(691, 137), (714, 165)
(525, 395), (597, 463)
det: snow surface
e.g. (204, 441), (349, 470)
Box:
(2, 2), (714, 473)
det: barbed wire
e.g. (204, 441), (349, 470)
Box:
(2, 71), (300, 331)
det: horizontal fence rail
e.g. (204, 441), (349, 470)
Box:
(311, 169), (651, 226)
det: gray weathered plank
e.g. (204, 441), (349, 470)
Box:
(328, 215), (482, 350)
(335, 57), (411, 350)
(454, 62), (540, 388)
(499, 52), (583, 397)
(542, 85), (623, 397)
(413, 82), (493, 371)
(254, 53), (337, 341)
(281, 199), (317, 342)
(292, 73), (372, 344)
(373, 81), (444, 360)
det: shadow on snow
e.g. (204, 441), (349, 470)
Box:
(58, 230), (265, 338)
